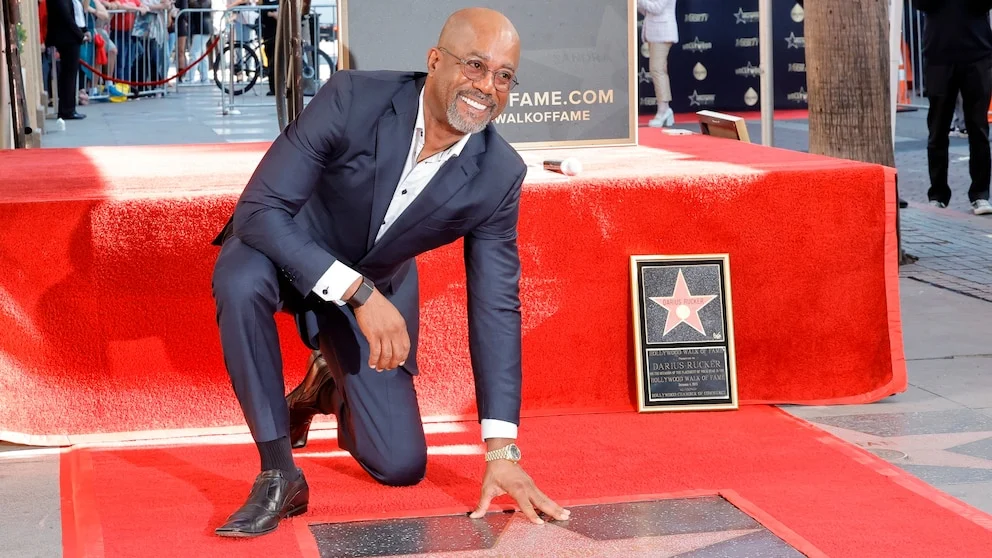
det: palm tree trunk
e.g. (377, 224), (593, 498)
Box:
(805, 0), (894, 168)
(804, 0), (914, 263)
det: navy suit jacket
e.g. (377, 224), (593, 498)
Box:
(216, 70), (527, 425)
(46, 0), (85, 47)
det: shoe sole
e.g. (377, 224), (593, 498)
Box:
(214, 504), (309, 538)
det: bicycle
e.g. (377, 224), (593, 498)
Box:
(212, 15), (336, 96)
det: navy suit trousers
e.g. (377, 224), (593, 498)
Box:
(211, 237), (427, 486)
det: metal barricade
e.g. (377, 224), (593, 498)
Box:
(170, 6), (224, 90)
(95, 8), (170, 98)
(40, 1), (337, 119)
(208, 3), (337, 111)
(215, 5), (278, 112)
(168, 5), (270, 115)
(55, 1), (341, 116)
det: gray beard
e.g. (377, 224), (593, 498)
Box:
(447, 96), (491, 134)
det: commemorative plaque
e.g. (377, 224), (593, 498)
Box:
(630, 255), (738, 412)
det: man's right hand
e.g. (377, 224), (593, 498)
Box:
(353, 290), (410, 372)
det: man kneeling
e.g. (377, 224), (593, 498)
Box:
(210, 6), (568, 538)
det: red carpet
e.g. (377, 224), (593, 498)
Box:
(0, 134), (904, 443)
(60, 407), (992, 557)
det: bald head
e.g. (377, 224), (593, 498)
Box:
(424, 8), (521, 135)
(437, 7), (520, 52)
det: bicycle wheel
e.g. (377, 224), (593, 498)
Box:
(214, 42), (261, 96)
(301, 46), (336, 91)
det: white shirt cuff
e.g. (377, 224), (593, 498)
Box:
(312, 261), (362, 305)
(481, 419), (518, 441)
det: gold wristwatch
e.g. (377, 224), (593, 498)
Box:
(485, 443), (522, 463)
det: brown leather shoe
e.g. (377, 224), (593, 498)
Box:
(286, 350), (336, 449)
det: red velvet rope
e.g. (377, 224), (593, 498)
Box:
(78, 35), (222, 88)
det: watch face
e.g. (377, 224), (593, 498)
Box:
(507, 444), (521, 460)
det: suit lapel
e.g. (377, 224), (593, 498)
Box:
(368, 133), (486, 256)
(366, 78), (423, 251)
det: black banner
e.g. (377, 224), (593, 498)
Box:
(637, 0), (807, 115)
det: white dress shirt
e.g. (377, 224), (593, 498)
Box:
(72, 0), (87, 28)
(311, 88), (518, 441)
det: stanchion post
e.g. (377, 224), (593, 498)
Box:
(758, 0), (774, 147)
(216, 10), (228, 115)
(228, 15), (236, 111)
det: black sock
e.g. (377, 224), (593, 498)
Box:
(256, 436), (299, 480)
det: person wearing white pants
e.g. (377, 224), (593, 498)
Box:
(638, 0), (678, 128)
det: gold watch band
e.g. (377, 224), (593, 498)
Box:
(485, 443), (520, 462)
(485, 446), (508, 461)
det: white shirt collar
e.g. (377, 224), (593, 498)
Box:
(415, 87), (472, 158)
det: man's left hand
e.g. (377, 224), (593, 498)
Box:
(469, 458), (570, 524)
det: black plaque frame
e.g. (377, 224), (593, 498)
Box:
(630, 254), (738, 412)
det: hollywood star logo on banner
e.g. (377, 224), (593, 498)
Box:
(774, 1), (808, 108)
(637, 0), (807, 115)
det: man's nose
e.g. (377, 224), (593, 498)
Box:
(473, 71), (498, 96)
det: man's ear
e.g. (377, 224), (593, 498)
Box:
(426, 48), (441, 75)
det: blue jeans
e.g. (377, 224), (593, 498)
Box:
(111, 29), (136, 81)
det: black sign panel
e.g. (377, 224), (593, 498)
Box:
(637, 0), (807, 115)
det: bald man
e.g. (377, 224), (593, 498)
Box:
(210, 7), (568, 537)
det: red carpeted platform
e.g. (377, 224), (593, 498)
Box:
(59, 407), (992, 557)
(0, 131), (905, 444)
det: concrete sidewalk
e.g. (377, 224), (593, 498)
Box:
(5, 92), (992, 555)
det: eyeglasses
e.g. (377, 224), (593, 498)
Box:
(437, 47), (519, 92)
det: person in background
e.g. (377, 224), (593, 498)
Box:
(79, 0), (110, 96)
(46, 0), (89, 119)
(917, 0), (992, 215)
(227, 0), (257, 43)
(129, 0), (170, 90)
(186, 0), (213, 83)
(104, 0), (146, 82)
(260, 0), (276, 95)
(637, 0), (678, 128)
(173, 0), (189, 81)
(87, 0), (118, 84)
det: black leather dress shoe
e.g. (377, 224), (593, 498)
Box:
(59, 112), (86, 120)
(215, 469), (309, 537)
(286, 351), (336, 449)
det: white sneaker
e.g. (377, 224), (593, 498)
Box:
(929, 200), (947, 209)
(972, 199), (992, 215)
